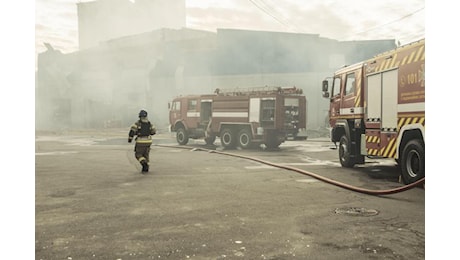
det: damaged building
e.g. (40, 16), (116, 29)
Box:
(35, 0), (396, 132)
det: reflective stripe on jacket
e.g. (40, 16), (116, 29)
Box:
(136, 136), (153, 144)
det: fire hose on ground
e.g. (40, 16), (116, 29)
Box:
(154, 144), (425, 196)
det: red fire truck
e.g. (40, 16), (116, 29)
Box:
(169, 86), (307, 149)
(321, 39), (425, 184)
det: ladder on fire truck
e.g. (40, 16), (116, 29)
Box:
(214, 86), (303, 96)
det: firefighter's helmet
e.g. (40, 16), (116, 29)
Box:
(139, 110), (148, 118)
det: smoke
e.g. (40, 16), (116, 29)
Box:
(35, 0), (399, 133)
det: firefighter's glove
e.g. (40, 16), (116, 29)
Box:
(128, 138), (132, 143)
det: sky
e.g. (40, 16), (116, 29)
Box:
(34, 0), (426, 57)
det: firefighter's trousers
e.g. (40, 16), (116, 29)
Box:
(134, 139), (152, 165)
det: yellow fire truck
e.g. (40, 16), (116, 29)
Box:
(321, 39), (425, 184)
(169, 86), (307, 149)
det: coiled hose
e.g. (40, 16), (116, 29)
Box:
(154, 144), (425, 196)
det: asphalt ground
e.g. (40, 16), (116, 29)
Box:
(35, 129), (425, 260)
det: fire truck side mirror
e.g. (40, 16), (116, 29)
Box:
(322, 80), (329, 92)
(322, 80), (330, 98)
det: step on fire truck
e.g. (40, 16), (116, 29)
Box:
(321, 39), (425, 184)
(168, 86), (307, 149)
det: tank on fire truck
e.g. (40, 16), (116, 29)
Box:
(168, 86), (307, 149)
(321, 39), (425, 184)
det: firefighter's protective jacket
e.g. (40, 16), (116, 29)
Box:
(128, 117), (156, 144)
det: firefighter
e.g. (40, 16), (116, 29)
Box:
(128, 110), (157, 173)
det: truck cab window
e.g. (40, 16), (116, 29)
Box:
(332, 77), (341, 97)
(188, 100), (197, 111)
(172, 101), (181, 111)
(345, 73), (356, 95)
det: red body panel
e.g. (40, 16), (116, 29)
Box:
(169, 87), (307, 146)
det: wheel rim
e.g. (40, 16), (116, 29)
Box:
(406, 150), (421, 178)
(240, 134), (249, 146)
(222, 133), (231, 145)
(177, 131), (184, 142)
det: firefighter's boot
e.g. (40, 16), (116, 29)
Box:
(141, 161), (149, 173)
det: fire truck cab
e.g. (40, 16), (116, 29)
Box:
(322, 39), (425, 184)
(169, 86), (307, 149)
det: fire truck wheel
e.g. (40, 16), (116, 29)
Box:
(339, 135), (355, 168)
(220, 128), (236, 148)
(176, 128), (189, 145)
(237, 129), (252, 149)
(400, 139), (425, 184)
(265, 138), (282, 149)
(205, 135), (216, 145)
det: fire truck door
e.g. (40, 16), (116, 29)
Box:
(342, 72), (357, 111)
(366, 69), (398, 155)
(169, 100), (182, 125)
(201, 100), (212, 124)
(367, 73), (382, 122)
(367, 69), (398, 129)
(381, 69), (398, 131)
(330, 77), (342, 121)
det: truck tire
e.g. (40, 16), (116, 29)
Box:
(264, 138), (282, 149)
(220, 128), (236, 148)
(205, 135), (216, 145)
(237, 129), (252, 149)
(176, 128), (189, 145)
(400, 139), (425, 184)
(339, 135), (355, 168)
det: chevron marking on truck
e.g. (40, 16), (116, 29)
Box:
(366, 115), (425, 157)
(366, 136), (397, 158)
(381, 137), (397, 158)
(398, 115), (425, 128)
(354, 69), (362, 107)
(366, 135), (380, 156)
(375, 43), (425, 72)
